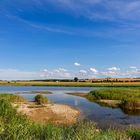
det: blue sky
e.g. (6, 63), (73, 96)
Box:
(0, 0), (140, 80)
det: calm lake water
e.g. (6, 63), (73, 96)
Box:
(0, 86), (140, 129)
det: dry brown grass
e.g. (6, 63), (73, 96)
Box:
(1, 80), (140, 87)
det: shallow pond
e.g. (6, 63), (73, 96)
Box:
(0, 86), (140, 129)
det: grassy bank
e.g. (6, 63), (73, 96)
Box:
(1, 81), (140, 87)
(0, 94), (27, 103)
(87, 88), (140, 110)
(0, 94), (139, 140)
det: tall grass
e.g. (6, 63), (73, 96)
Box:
(0, 99), (30, 140)
(127, 129), (140, 140)
(0, 94), (27, 103)
(87, 88), (140, 100)
(0, 94), (139, 140)
(87, 88), (140, 110)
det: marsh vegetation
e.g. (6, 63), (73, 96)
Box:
(87, 88), (140, 111)
(0, 87), (140, 140)
(0, 94), (139, 140)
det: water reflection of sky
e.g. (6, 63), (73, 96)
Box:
(0, 86), (140, 129)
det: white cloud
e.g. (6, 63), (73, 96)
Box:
(58, 68), (68, 72)
(101, 71), (119, 77)
(101, 66), (121, 77)
(41, 68), (72, 79)
(122, 68), (140, 78)
(79, 70), (87, 74)
(127, 67), (140, 74)
(108, 67), (120, 71)
(129, 66), (137, 69)
(43, 69), (48, 72)
(74, 62), (81, 67)
(77, 68), (99, 79)
(101, 66), (140, 78)
(89, 68), (98, 74)
(78, 70), (88, 79)
(54, 68), (67, 73)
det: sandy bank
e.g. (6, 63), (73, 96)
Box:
(13, 102), (80, 125)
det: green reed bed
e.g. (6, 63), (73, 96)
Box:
(87, 88), (140, 110)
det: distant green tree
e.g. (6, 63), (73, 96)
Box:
(74, 77), (78, 82)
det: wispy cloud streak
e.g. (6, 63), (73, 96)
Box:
(1, 0), (140, 39)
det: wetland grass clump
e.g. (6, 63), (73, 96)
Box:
(0, 94), (137, 140)
(34, 94), (48, 105)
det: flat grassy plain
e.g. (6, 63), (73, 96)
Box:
(1, 81), (140, 87)
(0, 94), (139, 140)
